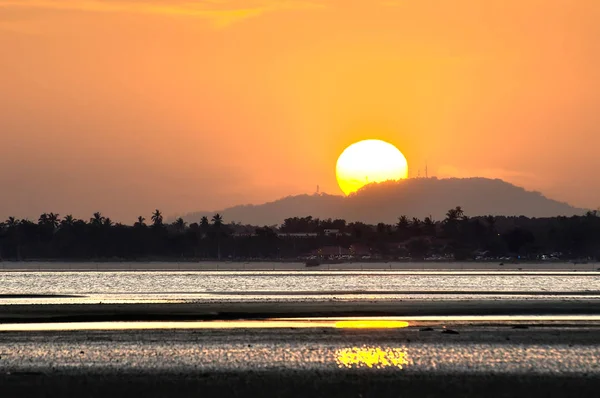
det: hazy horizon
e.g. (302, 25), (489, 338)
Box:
(1, 0), (599, 222)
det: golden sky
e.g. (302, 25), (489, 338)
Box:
(1, 0), (599, 221)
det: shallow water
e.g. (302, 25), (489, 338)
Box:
(1, 326), (599, 375)
(1, 266), (599, 296)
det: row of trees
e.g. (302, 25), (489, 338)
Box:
(1, 207), (599, 261)
(0, 210), (228, 261)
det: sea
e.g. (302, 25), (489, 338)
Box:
(1, 261), (599, 302)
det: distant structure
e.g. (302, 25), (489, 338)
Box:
(414, 162), (430, 179)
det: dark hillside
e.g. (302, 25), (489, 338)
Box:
(179, 178), (584, 225)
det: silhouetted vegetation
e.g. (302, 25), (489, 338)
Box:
(1, 208), (599, 262)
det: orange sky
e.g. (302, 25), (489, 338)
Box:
(1, 0), (599, 222)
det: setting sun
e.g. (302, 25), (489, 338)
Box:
(336, 140), (409, 195)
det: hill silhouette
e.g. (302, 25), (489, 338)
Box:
(178, 177), (586, 225)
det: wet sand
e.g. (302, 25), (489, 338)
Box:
(1, 327), (599, 397)
(2, 298), (600, 323)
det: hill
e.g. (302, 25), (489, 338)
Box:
(177, 177), (586, 225)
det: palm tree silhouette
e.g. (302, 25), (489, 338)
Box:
(38, 213), (49, 226)
(443, 207), (466, 240)
(211, 214), (224, 260)
(61, 215), (75, 228)
(173, 217), (187, 233)
(48, 213), (60, 229)
(90, 212), (104, 226)
(151, 210), (163, 227)
(196, 216), (210, 258)
(134, 216), (146, 228)
(211, 213), (223, 227)
(200, 216), (210, 232)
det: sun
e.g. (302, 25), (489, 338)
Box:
(336, 139), (408, 195)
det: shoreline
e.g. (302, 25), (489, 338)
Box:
(0, 258), (595, 264)
(0, 260), (598, 272)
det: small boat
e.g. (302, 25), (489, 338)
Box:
(305, 259), (320, 267)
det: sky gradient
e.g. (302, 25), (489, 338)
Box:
(1, 0), (599, 222)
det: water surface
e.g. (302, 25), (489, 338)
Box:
(1, 266), (599, 298)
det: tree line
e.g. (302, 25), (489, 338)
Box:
(0, 207), (599, 261)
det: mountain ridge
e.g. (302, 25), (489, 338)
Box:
(176, 177), (586, 225)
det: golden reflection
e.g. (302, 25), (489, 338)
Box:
(335, 320), (409, 329)
(335, 346), (409, 369)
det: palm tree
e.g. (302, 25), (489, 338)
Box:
(134, 216), (146, 228)
(103, 217), (113, 227)
(211, 214), (224, 260)
(151, 209), (163, 227)
(61, 215), (75, 228)
(200, 216), (209, 229)
(38, 213), (49, 226)
(6, 217), (19, 228)
(445, 209), (458, 223)
(444, 207), (466, 239)
(47, 213), (60, 229)
(211, 213), (223, 227)
(90, 212), (104, 226)
(173, 217), (187, 233)
(195, 216), (210, 258)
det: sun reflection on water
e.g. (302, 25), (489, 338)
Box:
(335, 320), (409, 329)
(335, 346), (409, 369)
